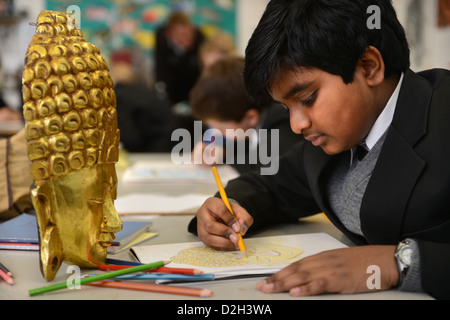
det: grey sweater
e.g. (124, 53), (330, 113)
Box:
(327, 130), (423, 292)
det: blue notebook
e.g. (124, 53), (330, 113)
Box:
(0, 213), (152, 250)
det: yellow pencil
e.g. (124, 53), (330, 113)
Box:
(211, 166), (247, 258)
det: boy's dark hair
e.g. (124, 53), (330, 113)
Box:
(190, 56), (261, 122)
(244, 0), (410, 104)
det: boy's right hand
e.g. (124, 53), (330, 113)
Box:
(196, 197), (253, 251)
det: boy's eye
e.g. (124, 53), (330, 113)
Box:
(300, 90), (318, 106)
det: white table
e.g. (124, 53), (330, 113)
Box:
(0, 153), (433, 301)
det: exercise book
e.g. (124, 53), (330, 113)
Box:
(130, 233), (347, 281)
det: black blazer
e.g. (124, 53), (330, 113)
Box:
(189, 69), (450, 299)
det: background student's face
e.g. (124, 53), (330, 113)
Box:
(270, 66), (380, 155)
(205, 109), (260, 141)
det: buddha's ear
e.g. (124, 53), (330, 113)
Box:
(31, 183), (63, 281)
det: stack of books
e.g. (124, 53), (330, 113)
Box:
(0, 213), (155, 253)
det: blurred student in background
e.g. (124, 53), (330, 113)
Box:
(198, 32), (237, 69)
(189, 56), (303, 174)
(112, 51), (176, 153)
(154, 12), (205, 149)
(155, 12), (205, 105)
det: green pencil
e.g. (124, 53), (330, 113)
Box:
(29, 260), (167, 297)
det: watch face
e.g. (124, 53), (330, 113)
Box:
(400, 247), (413, 265)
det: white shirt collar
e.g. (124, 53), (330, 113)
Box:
(364, 73), (404, 150)
(350, 73), (404, 164)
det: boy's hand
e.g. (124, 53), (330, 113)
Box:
(196, 197), (253, 251)
(257, 245), (399, 296)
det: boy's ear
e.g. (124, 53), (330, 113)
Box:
(242, 109), (260, 128)
(359, 46), (385, 87)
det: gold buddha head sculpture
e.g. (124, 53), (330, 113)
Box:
(22, 10), (122, 281)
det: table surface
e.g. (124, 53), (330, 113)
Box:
(0, 153), (433, 300)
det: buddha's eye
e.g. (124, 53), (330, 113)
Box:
(87, 198), (104, 213)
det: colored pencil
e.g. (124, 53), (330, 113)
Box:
(112, 273), (214, 281)
(98, 264), (203, 275)
(211, 166), (247, 258)
(86, 280), (213, 297)
(29, 260), (166, 297)
(0, 261), (13, 278)
(106, 258), (142, 266)
(0, 268), (14, 285)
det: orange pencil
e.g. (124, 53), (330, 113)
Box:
(0, 268), (14, 285)
(211, 166), (247, 258)
(87, 280), (213, 297)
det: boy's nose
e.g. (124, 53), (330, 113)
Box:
(290, 108), (311, 134)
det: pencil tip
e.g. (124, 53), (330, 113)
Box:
(201, 289), (214, 297)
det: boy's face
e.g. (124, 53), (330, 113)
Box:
(271, 66), (381, 155)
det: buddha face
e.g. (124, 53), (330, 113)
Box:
(23, 9), (122, 281)
(32, 163), (122, 280)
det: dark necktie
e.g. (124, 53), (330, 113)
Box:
(356, 143), (369, 161)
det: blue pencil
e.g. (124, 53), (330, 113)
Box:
(87, 273), (214, 281)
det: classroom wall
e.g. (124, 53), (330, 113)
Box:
(0, 0), (449, 111)
(394, 0), (450, 71)
(236, 0), (269, 55)
(0, 0), (44, 110)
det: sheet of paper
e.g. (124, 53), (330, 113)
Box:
(114, 193), (210, 214)
(131, 233), (347, 275)
(122, 161), (239, 185)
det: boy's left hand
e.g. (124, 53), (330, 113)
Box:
(256, 245), (399, 296)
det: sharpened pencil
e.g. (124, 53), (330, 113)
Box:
(86, 280), (213, 297)
(29, 260), (166, 296)
(211, 166), (247, 258)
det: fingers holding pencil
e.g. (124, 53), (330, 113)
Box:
(195, 167), (254, 258)
(196, 197), (253, 253)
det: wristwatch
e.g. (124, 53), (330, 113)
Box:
(394, 239), (414, 286)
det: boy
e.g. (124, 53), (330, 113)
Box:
(190, 0), (450, 299)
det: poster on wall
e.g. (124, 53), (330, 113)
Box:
(45, 0), (237, 57)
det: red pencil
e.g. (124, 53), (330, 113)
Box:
(87, 280), (213, 297)
(0, 268), (14, 285)
(98, 265), (203, 275)
(156, 267), (203, 275)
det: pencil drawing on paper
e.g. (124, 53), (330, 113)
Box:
(170, 237), (304, 267)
